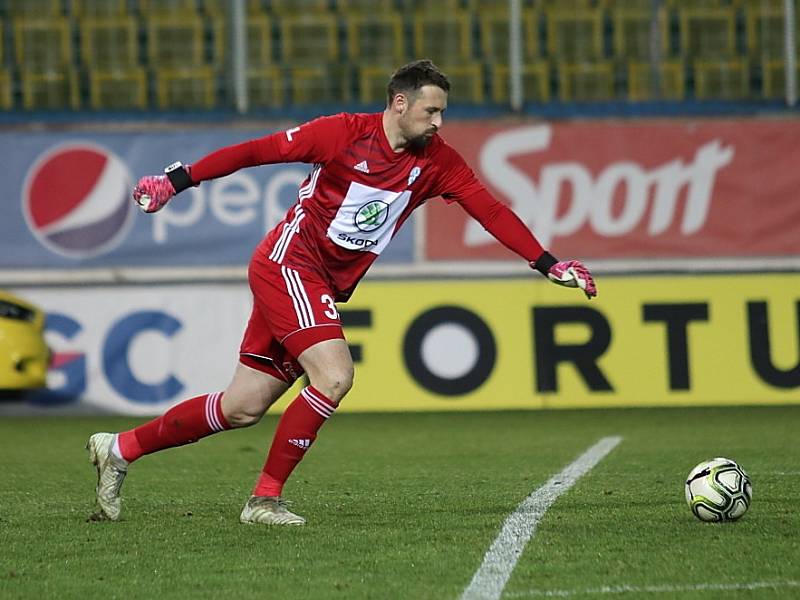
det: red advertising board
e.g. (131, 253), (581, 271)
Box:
(427, 119), (800, 260)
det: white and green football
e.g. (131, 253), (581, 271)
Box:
(685, 457), (752, 522)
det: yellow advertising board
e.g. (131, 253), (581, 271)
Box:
(330, 273), (800, 412)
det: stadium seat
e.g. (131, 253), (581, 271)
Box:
(80, 17), (140, 71)
(358, 65), (393, 104)
(5, 0), (62, 17)
(80, 16), (147, 109)
(611, 7), (669, 62)
(344, 13), (406, 66)
(759, 59), (800, 99)
(155, 67), (216, 109)
(490, 62), (551, 104)
(203, 0), (266, 15)
(412, 11), (473, 67)
(71, 0), (128, 17)
(478, 9), (541, 64)
(678, 7), (737, 60)
(627, 60), (685, 100)
(693, 59), (750, 100)
(88, 69), (148, 109)
(288, 64), (352, 105)
(146, 15), (205, 69)
(13, 18), (72, 72)
(546, 8), (605, 62)
(20, 69), (81, 109)
(205, 13), (273, 69)
(744, 2), (797, 61)
(557, 61), (615, 101)
(441, 62), (485, 103)
(247, 65), (284, 108)
(279, 13), (339, 64)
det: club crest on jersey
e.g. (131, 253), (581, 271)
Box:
(408, 166), (421, 186)
(354, 200), (389, 232)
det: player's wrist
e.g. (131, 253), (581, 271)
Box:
(530, 251), (558, 276)
(164, 161), (194, 194)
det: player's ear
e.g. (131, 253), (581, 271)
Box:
(393, 92), (408, 114)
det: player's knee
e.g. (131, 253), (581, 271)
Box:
(310, 366), (353, 404)
(223, 405), (266, 428)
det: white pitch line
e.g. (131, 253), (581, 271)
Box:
(504, 580), (800, 598)
(461, 436), (622, 600)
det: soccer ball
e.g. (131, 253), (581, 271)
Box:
(685, 457), (752, 522)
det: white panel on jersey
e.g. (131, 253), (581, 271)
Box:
(327, 181), (412, 255)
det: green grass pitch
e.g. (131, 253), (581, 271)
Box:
(1, 406), (798, 599)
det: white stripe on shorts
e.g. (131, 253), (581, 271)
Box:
(205, 392), (224, 432)
(301, 387), (335, 419)
(281, 266), (315, 329)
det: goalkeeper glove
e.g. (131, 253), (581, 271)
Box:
(132, 162), (193, 213)
(531, 252), (597, 299)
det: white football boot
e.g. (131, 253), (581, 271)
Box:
(240, 495), (306, 526)
(86, 432), (128, 521)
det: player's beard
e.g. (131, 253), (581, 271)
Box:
(407, 130), (435, 151)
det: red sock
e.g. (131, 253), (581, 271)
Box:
(117, 392), (230, 462)
(253, 386), (337, 497)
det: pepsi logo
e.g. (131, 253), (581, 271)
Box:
(23, 143), (133, 258)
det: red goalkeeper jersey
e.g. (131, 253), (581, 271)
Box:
(190, 112), (545, 302)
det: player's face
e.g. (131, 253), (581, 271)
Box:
(399, 85), (447, 149)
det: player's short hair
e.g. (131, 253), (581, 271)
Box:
(386, 59), (450, 106)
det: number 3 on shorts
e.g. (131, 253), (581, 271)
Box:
(321, 294), (339, 320)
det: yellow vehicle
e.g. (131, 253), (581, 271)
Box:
(0, 290), (49, 396)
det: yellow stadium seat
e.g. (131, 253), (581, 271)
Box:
(204, 0), (265, 15)
(80, 17), (140, 70)
(345, 13), (406, 65)
(358, 65), (393, 104)
(20, 68), (81, 109)
(612, 8), (669, 62)
(760, 59), (800, 99)
(13, 18), (72, 72)
(547, 9), (605, 62)
(745, 3), (797, 60)
(441, 62), (485, 103)
(146, 15), (206, 69)
(288, 64), (352, 105)
(479, 9), (541, 63)
(88, 68), (148, 109)
(667, 0), (726, 8)
(490, 62), (551, 104)
(247, 65), (284, 108)
(279, 13), (339, 64)
(412, 11), (473, 67)
(0, 69), (12, 110)
(558, 61), (615, 101)
(206, 13), (272, 68)
(6, 0), (62, 17)
(155, 67), (216, 109)
(627, 60), (686, 100)
(401, 0), (462, 12)
(71, 0), (127, 17)
(693, 59), (750, 99)
(678, 8), (737, 59)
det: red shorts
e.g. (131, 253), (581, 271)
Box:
(239, 254), (344, 383)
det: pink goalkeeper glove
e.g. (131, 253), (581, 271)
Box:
(132, 162), (194, 213)
(132, 175), (176, 213)
(547, 260), (597, 299)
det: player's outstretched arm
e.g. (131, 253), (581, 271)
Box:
(133, 162), (193, 213)
(530, 252), (597, 299)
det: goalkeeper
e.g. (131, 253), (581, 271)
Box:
(87, 60), (596, 525)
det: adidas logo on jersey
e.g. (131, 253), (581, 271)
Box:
(354, 160), (370, 173)
(288, 438), (311, 450)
